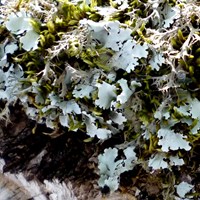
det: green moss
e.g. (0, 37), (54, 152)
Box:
(2, 0), (200, 198)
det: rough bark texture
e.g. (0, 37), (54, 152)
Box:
(0, 103), (136, 200)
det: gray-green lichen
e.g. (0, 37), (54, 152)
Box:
(1, 0), (200, 198)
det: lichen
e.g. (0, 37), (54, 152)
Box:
(1, 0), (200, 198)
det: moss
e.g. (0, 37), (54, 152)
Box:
(2, 0), (200, 198)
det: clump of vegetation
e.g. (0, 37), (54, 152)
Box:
(1, 0), (200, 198)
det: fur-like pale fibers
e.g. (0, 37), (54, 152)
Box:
(0, 159), (77, 200)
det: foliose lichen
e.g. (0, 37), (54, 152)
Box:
(1, 0), (200, 198)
